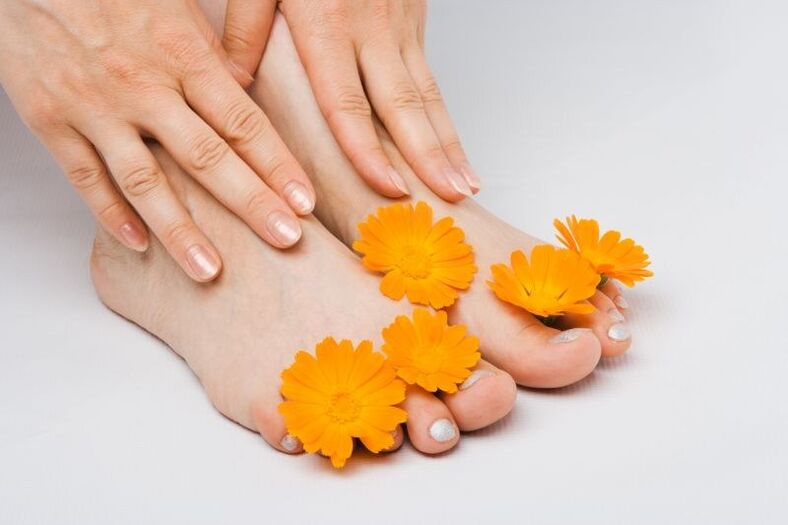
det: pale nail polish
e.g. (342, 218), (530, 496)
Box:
(608, 323), (631, 342)
(119, 222), (147, 251)
(445, 168), (473, 197)
(608, 307), (625, 323)
(615, 295), (629, 309)
(186, 244), (219, 280)
(459, 369), (495, 390)
(283, 181), (314, 215)
(280, 434), (301, 452)
(460, 163), (481, 192)
(266, 211), (302, 246)
(549, 328), (592, 344)
(387, 166), (410, 195)
(429, 418), (457, 443)
(229, 60), (255, 83)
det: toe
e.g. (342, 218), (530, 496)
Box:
(250, 397), (304, 455)
(559, 291), (632, 358)
(600, 280), (630, 313)
(439, 360), (516, 431)
(382, 425), (405, 453)
(403, 385), (460, 454)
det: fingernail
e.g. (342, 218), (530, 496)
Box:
(229, 60), (255, 83)
(608, 307), (625, 323)
(119, 222), (147, 251)
(445, 168), (473, 197)
(280, 434), (301, 453)
(608, 323), (631, 342)
(615, 295), (629, 309)
(428, 418), (457, 443)
(186, 244), (220, 280)
(460, 163), (481, 192)
(266, 211), (302, 246)
(283, 181), (314, 215)
(387, 166), (410, 195)
(459, 369), (495, 390)
(549, 327), (592, 344)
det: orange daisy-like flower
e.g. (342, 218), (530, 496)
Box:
(278, 337), (408, 469)
(352, 201), (477, 309)
(487, 245), (600, 318)
(554, 215), (653, 287)
(382, 309), (481, 394)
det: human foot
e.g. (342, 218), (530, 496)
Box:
(90, 144), (516, 460)
(251, 16), (633, 388)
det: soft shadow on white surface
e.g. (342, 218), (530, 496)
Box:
(1, 1), (786, 523)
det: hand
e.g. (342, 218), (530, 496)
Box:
(222, 0), (479, 202)
(0, 0), (316, 282)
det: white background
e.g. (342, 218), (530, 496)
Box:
(1, 1), (787, 523)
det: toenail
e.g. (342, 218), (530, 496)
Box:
(459, 369), (495, 390)
(266, 211), (302, 246)
(280, 434), (301, 452)
(283, 181), (315, 215)
(549, 328), (592, 344)
(607, 323), (631, 342)
(615, 295), (629, 309)
(429, 418), (457, 443)
(608, 308), (625, 323)
(186, 244), (220, 280)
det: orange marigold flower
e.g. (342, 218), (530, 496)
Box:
(487, 245), (600, 318)
(352, 201), (477, 309)
(278, 337), (408, 469)
(382, 309), (481, 394)
(554, 215), (653, 287)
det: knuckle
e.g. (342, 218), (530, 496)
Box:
(223, 22), (257, 53)
(223, 104), (266, 145)
(121, 164), (162, 198)
(243, 189), (272, 217)
(187, 135), (230, 172)
(163, 221), (194, 248)
(332, 88), (372, 119)
(418, 75), (443, 104)
(96, 199), (127, 223)
(66, 165), (105, 191)
(390, 81), (424, 112)
(159, 33), (214, 74)
(442, 138), (464, 156)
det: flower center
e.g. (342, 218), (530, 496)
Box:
(413, 345), (447, 374)
(398, 248), (432, 279)
(327, 392), (360, 424)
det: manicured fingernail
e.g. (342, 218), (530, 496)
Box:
(119, 222), (147, 251)
(608, 307), (625, 323)
(459, 369), (495, 390)
(608, 323), (631, 342)
(615, 295), (629, 309)
(229, 60), (255, 83)
(460, 163), (481, 192)
(283, 181), (314, 215)
(186, 244), (220, 280)
(267, 211), (302, 246)
(280, 434), (301, 452)
(428, 418), (457, 443)
(387, 166), (410, 195)
(549, 327), (592, 344)
(445, 168), (472, 197)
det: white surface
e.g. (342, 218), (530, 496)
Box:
(1, 1), (787, 523)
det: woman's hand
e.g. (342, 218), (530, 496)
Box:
(0, 0), (315, 282)
(222, 0), (479, 201)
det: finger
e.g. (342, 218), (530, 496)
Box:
(91, 128), (222, 282)
(402, 44), (480, 192)
(282, 13), (409, 197)
(358, 39), (471, 201)
(222, 0), (277, 80)
(178, 50), (317, 218)
(47, 128), (148, 251)
(149, 99), (304, 248)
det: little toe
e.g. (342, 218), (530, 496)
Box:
(250, 397), (304, 455)
(559, 291), (632, 357)
(382, 425), (405, 454)
(600, 280), (630, 313)
(403, 385), (460, 454)
(439, 360), (517, 431)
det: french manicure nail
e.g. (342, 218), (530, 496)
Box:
(615, 295), (629, 309)
(549, 327), (592, 344)
(459, 369), (495, 390)
(460, 163), (481, 192)
(283, 181), (314, 215)
(387, 166), (410, 195)
(608, 307), (625, 323)
(267, 211), (302, 246)
(280, 434), (301, 452)
(186, 244), (220, 280)
(429, 418), (457, 443)
(445, 168), (473, 197)
(608, 323), (631, 342)
(119, 222), (147, 251)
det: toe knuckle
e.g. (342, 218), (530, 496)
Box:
(187, 135), (230, 172)
(121, 164), (162, 198)
(224, 104), (266, 146)
(390, 81), (424, 112)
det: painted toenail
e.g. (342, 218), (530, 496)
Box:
(266, 211), (302, 246)
(186, 244), (220, 280)
(607, 323), (631, 342)
(615, 295), (629, 309)
(445, 168), (473, 197)
(608, 308), (625, 323)
(549, 328), (592, 344)
(280, 434), (301, 452)
(459, 369), (495, 390)
(429, 418), (457, 443)
(283, 181), (315, 215)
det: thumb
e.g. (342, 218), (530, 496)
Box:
(221, 0), (278, 87)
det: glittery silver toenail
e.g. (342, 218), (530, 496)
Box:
(459, 370), (495, 390)
(280, 434), (300, 452)
(608, 323), (631, 342)
(549, 328), (592, 344)
(608, 308), (625, 323)
(429, 419), (457, 443)
(615, 295), (629, 309)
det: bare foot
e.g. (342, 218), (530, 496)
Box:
(250, 16), (633, 388)
(90, 145), (516, 459)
